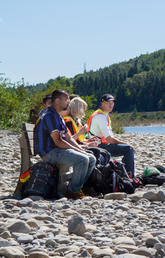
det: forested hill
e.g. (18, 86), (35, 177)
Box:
(1, 49), (165, 130)
(73, 49), (165, 112)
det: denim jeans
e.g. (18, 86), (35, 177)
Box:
(99, 143), (135, 177)
(44, 148), (96, 193)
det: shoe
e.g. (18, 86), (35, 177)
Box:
(83, 186), (103, 198)
(65, 189), (87, 200)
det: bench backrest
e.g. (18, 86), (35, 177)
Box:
(22, 123), (35, 156)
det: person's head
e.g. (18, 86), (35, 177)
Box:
(100, 94), (115, 113)
(43, 94), (52, 109)
(51, 89), (70, 112)
(70, 97), (88, 120)
(69, 94), (80, 101)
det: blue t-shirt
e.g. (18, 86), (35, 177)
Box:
(37, 106), (68, 157)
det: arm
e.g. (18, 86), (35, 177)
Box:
(66, 121), (88, 140)
(51, 131), (87, 155)
(106, 135), (135, 149)
(72, 125), (88, 140)
(65, 132), (85, 150)
(105, 135), (127, 144)
(95, 114), (133, 147)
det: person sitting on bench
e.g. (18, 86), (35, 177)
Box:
(87, 93), (135, 178)
(39, 94), (52, 118)
(36, 89), (96, 199)
(60, 96), (98, 147)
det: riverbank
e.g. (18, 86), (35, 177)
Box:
(0, 130), (165, 257)
(111, 110), (165, 129)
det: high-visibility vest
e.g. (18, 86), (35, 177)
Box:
(87, 109), (111, 144)
(64, 116), (84, 142)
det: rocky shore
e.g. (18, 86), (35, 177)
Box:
(0, 130), (165, 258)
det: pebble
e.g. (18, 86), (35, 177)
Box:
(0, 130), (165, 257)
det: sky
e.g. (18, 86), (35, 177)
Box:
(0, 0), (165, 85)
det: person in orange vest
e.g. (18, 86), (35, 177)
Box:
(63, 97), (88, 144)
(87, 93), (135, 178)
(61, 97), (97, 146)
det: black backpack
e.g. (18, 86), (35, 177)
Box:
(87, 147), (110, 166)
(141, 165), (165, 186)
(101, 161), (135, 194)
(142, 174), (165, 186)
(155, 165), (165, 174)
(21, 162), (59, 199)
(84, 160), (135, 195)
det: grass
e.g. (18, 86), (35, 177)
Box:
(111, 111), (165, 133)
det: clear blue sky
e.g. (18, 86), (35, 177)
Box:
(0, 0), (165, 85)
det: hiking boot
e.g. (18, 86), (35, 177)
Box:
(83, 186), (103, 198)
(65, 189), (87, 200)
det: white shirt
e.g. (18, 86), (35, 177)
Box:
(89, 113), (113, 139)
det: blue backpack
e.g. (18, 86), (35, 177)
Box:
(21, 162), (59, 199)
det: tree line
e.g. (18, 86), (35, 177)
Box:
(73, 49), (165, 112)
(0, 49), (165, 130)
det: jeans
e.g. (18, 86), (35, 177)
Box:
(99, 143), (135, 177)
(44, 148), (96, 193)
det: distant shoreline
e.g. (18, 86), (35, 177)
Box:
(111, 111), (165, 131)
(124, 122), (165, 127)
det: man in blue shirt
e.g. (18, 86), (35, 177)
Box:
(37, 89), (96, 199)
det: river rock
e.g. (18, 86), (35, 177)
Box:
(104, 192), (127, 200)
(0, 246), (25, 258)
(68, 214), (86, 236)
(28, 251), (49, 258)
(1, 131), (165, 257)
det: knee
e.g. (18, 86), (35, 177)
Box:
(125, 145), (134, 153)
(129, 145), (134, 153)
(81, 155), (90, 166)
(89, 154), (96, 166)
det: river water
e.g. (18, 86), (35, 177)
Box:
(124, 125), (165, 134)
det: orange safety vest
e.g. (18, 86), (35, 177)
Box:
(64, 116), (84, 142)
(87, 109), (111, 144)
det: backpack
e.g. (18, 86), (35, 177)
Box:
(142, 174), (165, 186)
(84, 160), (135, 195)
(101, 161), (135, 194)
(141, 165), (165, 186)
(155, 165), (165, 174)
(87, 147), (110, 166)
(21, 162), (59, 199)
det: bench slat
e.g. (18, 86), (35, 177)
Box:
(22, 123), (35, 156)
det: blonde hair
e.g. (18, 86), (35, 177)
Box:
(70, 97), (88, 120)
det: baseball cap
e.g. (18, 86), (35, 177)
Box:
(100, 94), (116, 102)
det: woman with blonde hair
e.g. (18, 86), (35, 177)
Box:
(61, 97), (89, 144)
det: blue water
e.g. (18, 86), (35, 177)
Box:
(124, 125), (165, 134)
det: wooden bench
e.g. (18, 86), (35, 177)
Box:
(14, 122), (72, 197)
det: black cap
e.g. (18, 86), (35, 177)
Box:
(100, 94), (115, 102)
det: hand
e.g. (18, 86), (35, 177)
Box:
(126, 142), (135, 151)
(79, 124), (88, 135)
(87, 141), (98, 147)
